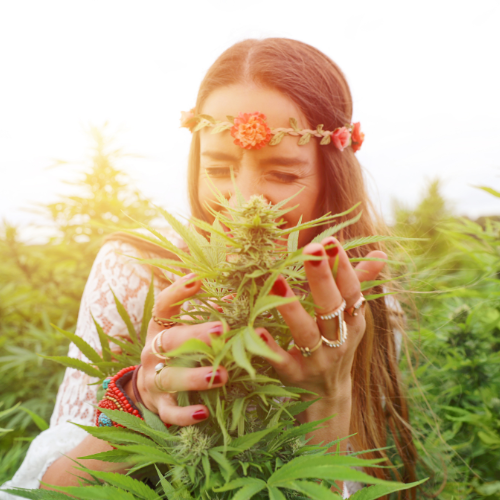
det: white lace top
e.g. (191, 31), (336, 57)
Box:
(0, 234), (366, 499)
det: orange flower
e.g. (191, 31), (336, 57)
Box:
(230, 112), (272, 150)
(180, 108), (196, 130)
(351, 122), (365, 152)
(332, 127), (351, 152)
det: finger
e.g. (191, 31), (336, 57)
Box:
(153, 321), (226, 355)
(156, 365), (228, 392)
(255, 328), (298, 377)
(157, 397), (210, 426)
(303, 242), (344, 313)
(269, 275), (319, 350)
(151, 273), (201, 325)
(353, 250), (387, 293)
(320, 237), (362, 309)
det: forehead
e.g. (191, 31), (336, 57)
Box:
(199, 84), (316, 159)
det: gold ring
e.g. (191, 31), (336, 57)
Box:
(322, 319), (348, 348)
(316, 299), (346, 321)
(151, 306), (177, 328)
(295, 336), (322, 357)
(154, 365), (177, 394)
(151, 330), (170, 361)
(346, 295), (366, 317)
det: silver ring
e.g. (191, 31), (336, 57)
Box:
(321, 319), (348, 348)
(316, 299), (346, 321)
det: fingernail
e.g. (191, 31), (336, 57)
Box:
(192, 409), (209, 420)
(205, 370), (221, 385)
(184, 273), (197, 288)
(308, 249), (324, 267)
(260, 333), (268, 343)
(271, 277), (288, 297)
(325, 243), (339, 258)
(208, 324), (223, 336)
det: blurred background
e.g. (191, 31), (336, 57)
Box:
(0, 0), (499, 238)
(1, 1), (500, 498)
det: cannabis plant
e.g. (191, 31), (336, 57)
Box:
(8, 187), (425, 499)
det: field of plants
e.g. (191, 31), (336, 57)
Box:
(0, 133), (499, 499)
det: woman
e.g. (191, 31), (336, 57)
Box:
(1, 38), (417, 498)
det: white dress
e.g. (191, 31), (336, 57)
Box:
(0, 234), (372, 499)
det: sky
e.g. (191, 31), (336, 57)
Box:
(0, 0), (499, 239)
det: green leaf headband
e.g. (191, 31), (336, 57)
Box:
(180, 110), (365, 152)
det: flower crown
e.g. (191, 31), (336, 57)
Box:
(180, 109), (365, 152)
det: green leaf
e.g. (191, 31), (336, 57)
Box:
(311, 211), (362, 243)
(38, 355), (105, 379)
(72, 469), (161, 499)
(281, 480), (341, 499)
(289, 117), (300, 132)
(72, 424), (155, 447)
(267, 486), (288, 500)
(320, 134), (331, 145)
(111, 289), (140, 344)
(50, 324), (103, 365)
(243, 326), (283, 363)
(230, 397), (247, 432)
(231, 482), (267, 500)
(3, 488), (70, 499)
(0, 401), (20, 419)
(39, 485), (138, 500)
(208, 449), (234, 483)
(250, 295), (297, 324)
(232, 335), (255, 378)
(228, 427), (278, 456)
(92, 316), (112, 362)
(474, 185), (500, 198)
(18, 407), (49, 431)
(163, 338), (214, 358)
(116, 444), (178, 465)
(349, 478), (428, 500)
(141, 274), (155, 345)
(80, 449), (132, 463)
(213, 477), (267, 492)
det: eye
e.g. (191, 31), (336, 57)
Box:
(205, 167), (231, 177)
(268, 171), (299, 183)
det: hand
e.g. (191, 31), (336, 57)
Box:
(135, 273), (229, 426)
(255, 236), (387, 401)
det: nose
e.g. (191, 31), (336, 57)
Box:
(226, 167), (270, 208)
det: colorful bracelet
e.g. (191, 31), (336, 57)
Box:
(95, 365), (143, 427)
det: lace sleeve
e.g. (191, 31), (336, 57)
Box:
(0, 237), (178, 496)
(50, 238), (172, 427)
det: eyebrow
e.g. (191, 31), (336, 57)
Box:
(201, 150), (309, 167)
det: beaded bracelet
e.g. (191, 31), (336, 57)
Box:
(95, 365), (143, 427)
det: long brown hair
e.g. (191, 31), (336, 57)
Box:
(186, 38), (418, 494)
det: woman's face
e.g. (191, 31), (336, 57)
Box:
(197, 84), (323, 248)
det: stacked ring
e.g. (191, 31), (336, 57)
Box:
(154, 362), (177, 394)
(152, 306), (177, 329)
(322, 320), (348, 348)
(151, 330), (170, 361)
(316, 300), (346, 321)
(295, 336), (323, 358)
(346, 295), (366, 317)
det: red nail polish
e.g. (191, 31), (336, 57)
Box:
(208, 325), (223, 336)
(260, 333), (268, 343)
(271, 277), (288, 297)
(184, 273), (197, 288)
(325, 244), (339, 258)
(309, 249), (324, 267)
(192, 409), (208, 420)
(205, 370), (221, 385)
